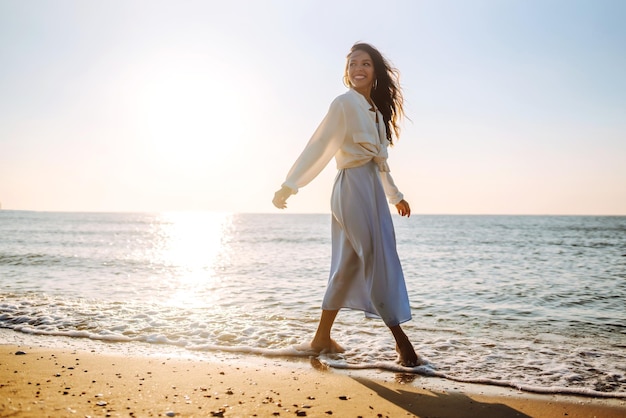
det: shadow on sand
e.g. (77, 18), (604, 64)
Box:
(352, 375), (531, 418)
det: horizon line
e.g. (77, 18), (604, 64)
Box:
(1, 209), (625, 217)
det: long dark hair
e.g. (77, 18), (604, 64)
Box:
(343, 42), (405, 145)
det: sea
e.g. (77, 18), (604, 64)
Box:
(1, 210), (625, 398)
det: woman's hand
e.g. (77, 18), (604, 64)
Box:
(395, 199), (411, 217)
(272, 186), (292, 209)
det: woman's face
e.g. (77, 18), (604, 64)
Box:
(347, 50), (375, 94)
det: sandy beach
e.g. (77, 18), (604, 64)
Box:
(1, 345), (624, 418)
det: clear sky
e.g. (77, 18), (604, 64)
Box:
(1, 0), (625, 215)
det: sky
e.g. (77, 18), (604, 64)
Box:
(1, 0), (625, 215)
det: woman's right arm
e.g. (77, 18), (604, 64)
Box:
(273, 98), (347, 208)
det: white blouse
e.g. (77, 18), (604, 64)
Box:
(282, 88), (404, 205)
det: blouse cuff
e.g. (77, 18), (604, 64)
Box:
(388, 193), (404, 206)
(281, 182), (298, 195)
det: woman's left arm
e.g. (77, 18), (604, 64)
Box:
(380, 171), (410, 217)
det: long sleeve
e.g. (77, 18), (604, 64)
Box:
(282, 98), (347, 193)
(380, 170), (404, 205)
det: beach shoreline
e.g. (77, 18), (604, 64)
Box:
(1, 343), (625, 418)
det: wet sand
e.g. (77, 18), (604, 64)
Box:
(1, 345), (625, 417)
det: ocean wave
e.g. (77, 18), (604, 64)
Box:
(0, 252), (68, 266)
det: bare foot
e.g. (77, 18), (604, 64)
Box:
(390, 325), (420, 367)
(310, 338), (345, 354)
(396, 341), (420, 367)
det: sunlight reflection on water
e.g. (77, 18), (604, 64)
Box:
(153, 212), (234, 309)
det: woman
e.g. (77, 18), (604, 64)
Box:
(272, 42), (419, 367)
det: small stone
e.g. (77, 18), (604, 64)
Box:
(15, 351), (27, 355)
(165, 412), (176, 417)
(338, 396), (348, 400)
(96, 401), (107, 406)
(296, 410), (307, 416)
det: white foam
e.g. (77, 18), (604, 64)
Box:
(318, 358), (626, 398)
(2, 300), (626, 399)
(188, 343), (316, 358)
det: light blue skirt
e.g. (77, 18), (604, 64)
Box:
(322, 161), (412, 327)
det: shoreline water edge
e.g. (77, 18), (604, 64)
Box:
(1, 339), (626, 418)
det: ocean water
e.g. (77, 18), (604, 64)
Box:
(1, 210), (625, 398)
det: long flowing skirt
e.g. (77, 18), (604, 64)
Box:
(322, 161), (412, 327)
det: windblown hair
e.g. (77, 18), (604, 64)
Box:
(343, 42), (405, 145)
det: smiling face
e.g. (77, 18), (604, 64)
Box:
(346, 49), (375, 97)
